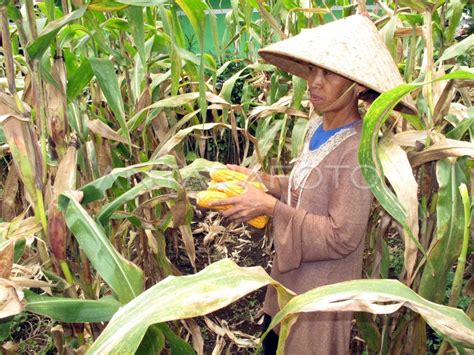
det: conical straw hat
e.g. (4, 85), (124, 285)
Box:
(258, 15), (417, 115)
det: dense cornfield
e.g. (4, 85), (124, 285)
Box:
(0, 0), (473, 353)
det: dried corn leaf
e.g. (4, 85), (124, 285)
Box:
(1, 164), (20, 221)
(179, 224), (196, 271)
(182, 319), (204, 355)
(52, 146), (77, 199)
(45, 58), (67, 151)
(0, 215), (42, 242)
(0, 93), (43, 205)
(0, 279), (24, 319)
(0, 241), (14, 279)
(379, 133), (419, 283)
(409, 139), (474, 167)
(393, 130), (428, 147)
(88, 119), (134, 146)
(48, 146), (77, 261)
(266, 279), (474, 352)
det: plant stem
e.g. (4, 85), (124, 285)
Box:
(422, 10), (435, 124)
(25, 0), (38, 40)
(0, 7), (17, 95)
(60, 260), (75, 285)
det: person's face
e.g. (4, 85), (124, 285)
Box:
(307, 66), (359, 112)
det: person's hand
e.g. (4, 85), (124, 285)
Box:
(208, 181), (277, 224)
(226, 164), (281, 198)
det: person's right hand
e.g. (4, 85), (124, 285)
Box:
(226, 164), (281, 198)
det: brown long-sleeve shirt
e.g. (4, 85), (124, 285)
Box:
(263, 118), (373, 354)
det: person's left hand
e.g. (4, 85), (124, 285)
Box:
(208, 181), (277, 224)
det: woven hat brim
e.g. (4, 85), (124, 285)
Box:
(258, 16), (418, 115)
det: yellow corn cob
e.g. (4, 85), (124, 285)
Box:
(209, 168), (266, 191)
(196, 190), (231, 211)
(210, 168), (249, 183)
(248, 215), (269, 229)
(208, 181), (248, 196)
(198, 185), (269, 229)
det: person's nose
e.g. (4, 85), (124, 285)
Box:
(308, 69), (323, 89)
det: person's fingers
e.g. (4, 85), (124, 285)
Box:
(221, 206), (242, 218)
(208, 196), (239, 207)
(225, 209), (252, 221)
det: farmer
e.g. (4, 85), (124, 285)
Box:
(210, 15), (416, 354)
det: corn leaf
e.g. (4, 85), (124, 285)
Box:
(87, 259), (294, 354)
(66, 59), (93, 101)
(27, 6), (87, 60)
(265, 279), (474, 353)
(25, 291), (120, 323)
(126, 6), (146, 66)
(359, 70), (474, 262)
(79, 156), (178, 204)
(88, 1), (128, 12)
(116, 0), (167, 5)
(439, 34), (474, 61)
(89, 58), (130, 145)
(379, 132), (419, 282)
(58, 192), (144, 304)
(446, 0), (464, 44)
(97, 173), (181, 225)
(174, 0), (208, 122)
(418, 158), (468, 303)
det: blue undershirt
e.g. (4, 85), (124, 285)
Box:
(309, 120), (358, 151)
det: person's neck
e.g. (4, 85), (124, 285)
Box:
(322, 105), (361, 130)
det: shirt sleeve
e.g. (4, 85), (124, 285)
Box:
(277, 176), (289, 204)
(271, 148), (373, 273)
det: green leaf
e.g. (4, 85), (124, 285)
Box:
(379, 16), (398, 62)
(89, 58), (130, 144)
(446, 117), (474, 140)
(152, 122), (238, 159)
(79, 156), (177, 204)
(0, 319), (11, 342)
(291, 75), (306, 109)
(97, 173), (181, 225)
(156, 323), (195, 355)
(359, 71), (474, 263)
(88, 1), (128, 12)
(87, 259), (293, 354)
(265, 279), (474, 353)
(116, 0), (167, 5)
(136, 325), (166, 355)
(440, 35), (474, 61)
(27, 6), (87, 60)
(127, 92), (200, 132)
(126, 6), (146, 66)
(355, 312), (381, 352)
(58, 192), (144, 304)
(418, 158), (468, 303)
(446, 0), (463, 43)
(174, 0), (207, 48)
(25, 291), (120, 323)
(291, 118), (309, 159)
(66, 59), (93, 101)
(174, 0), (208, 121)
